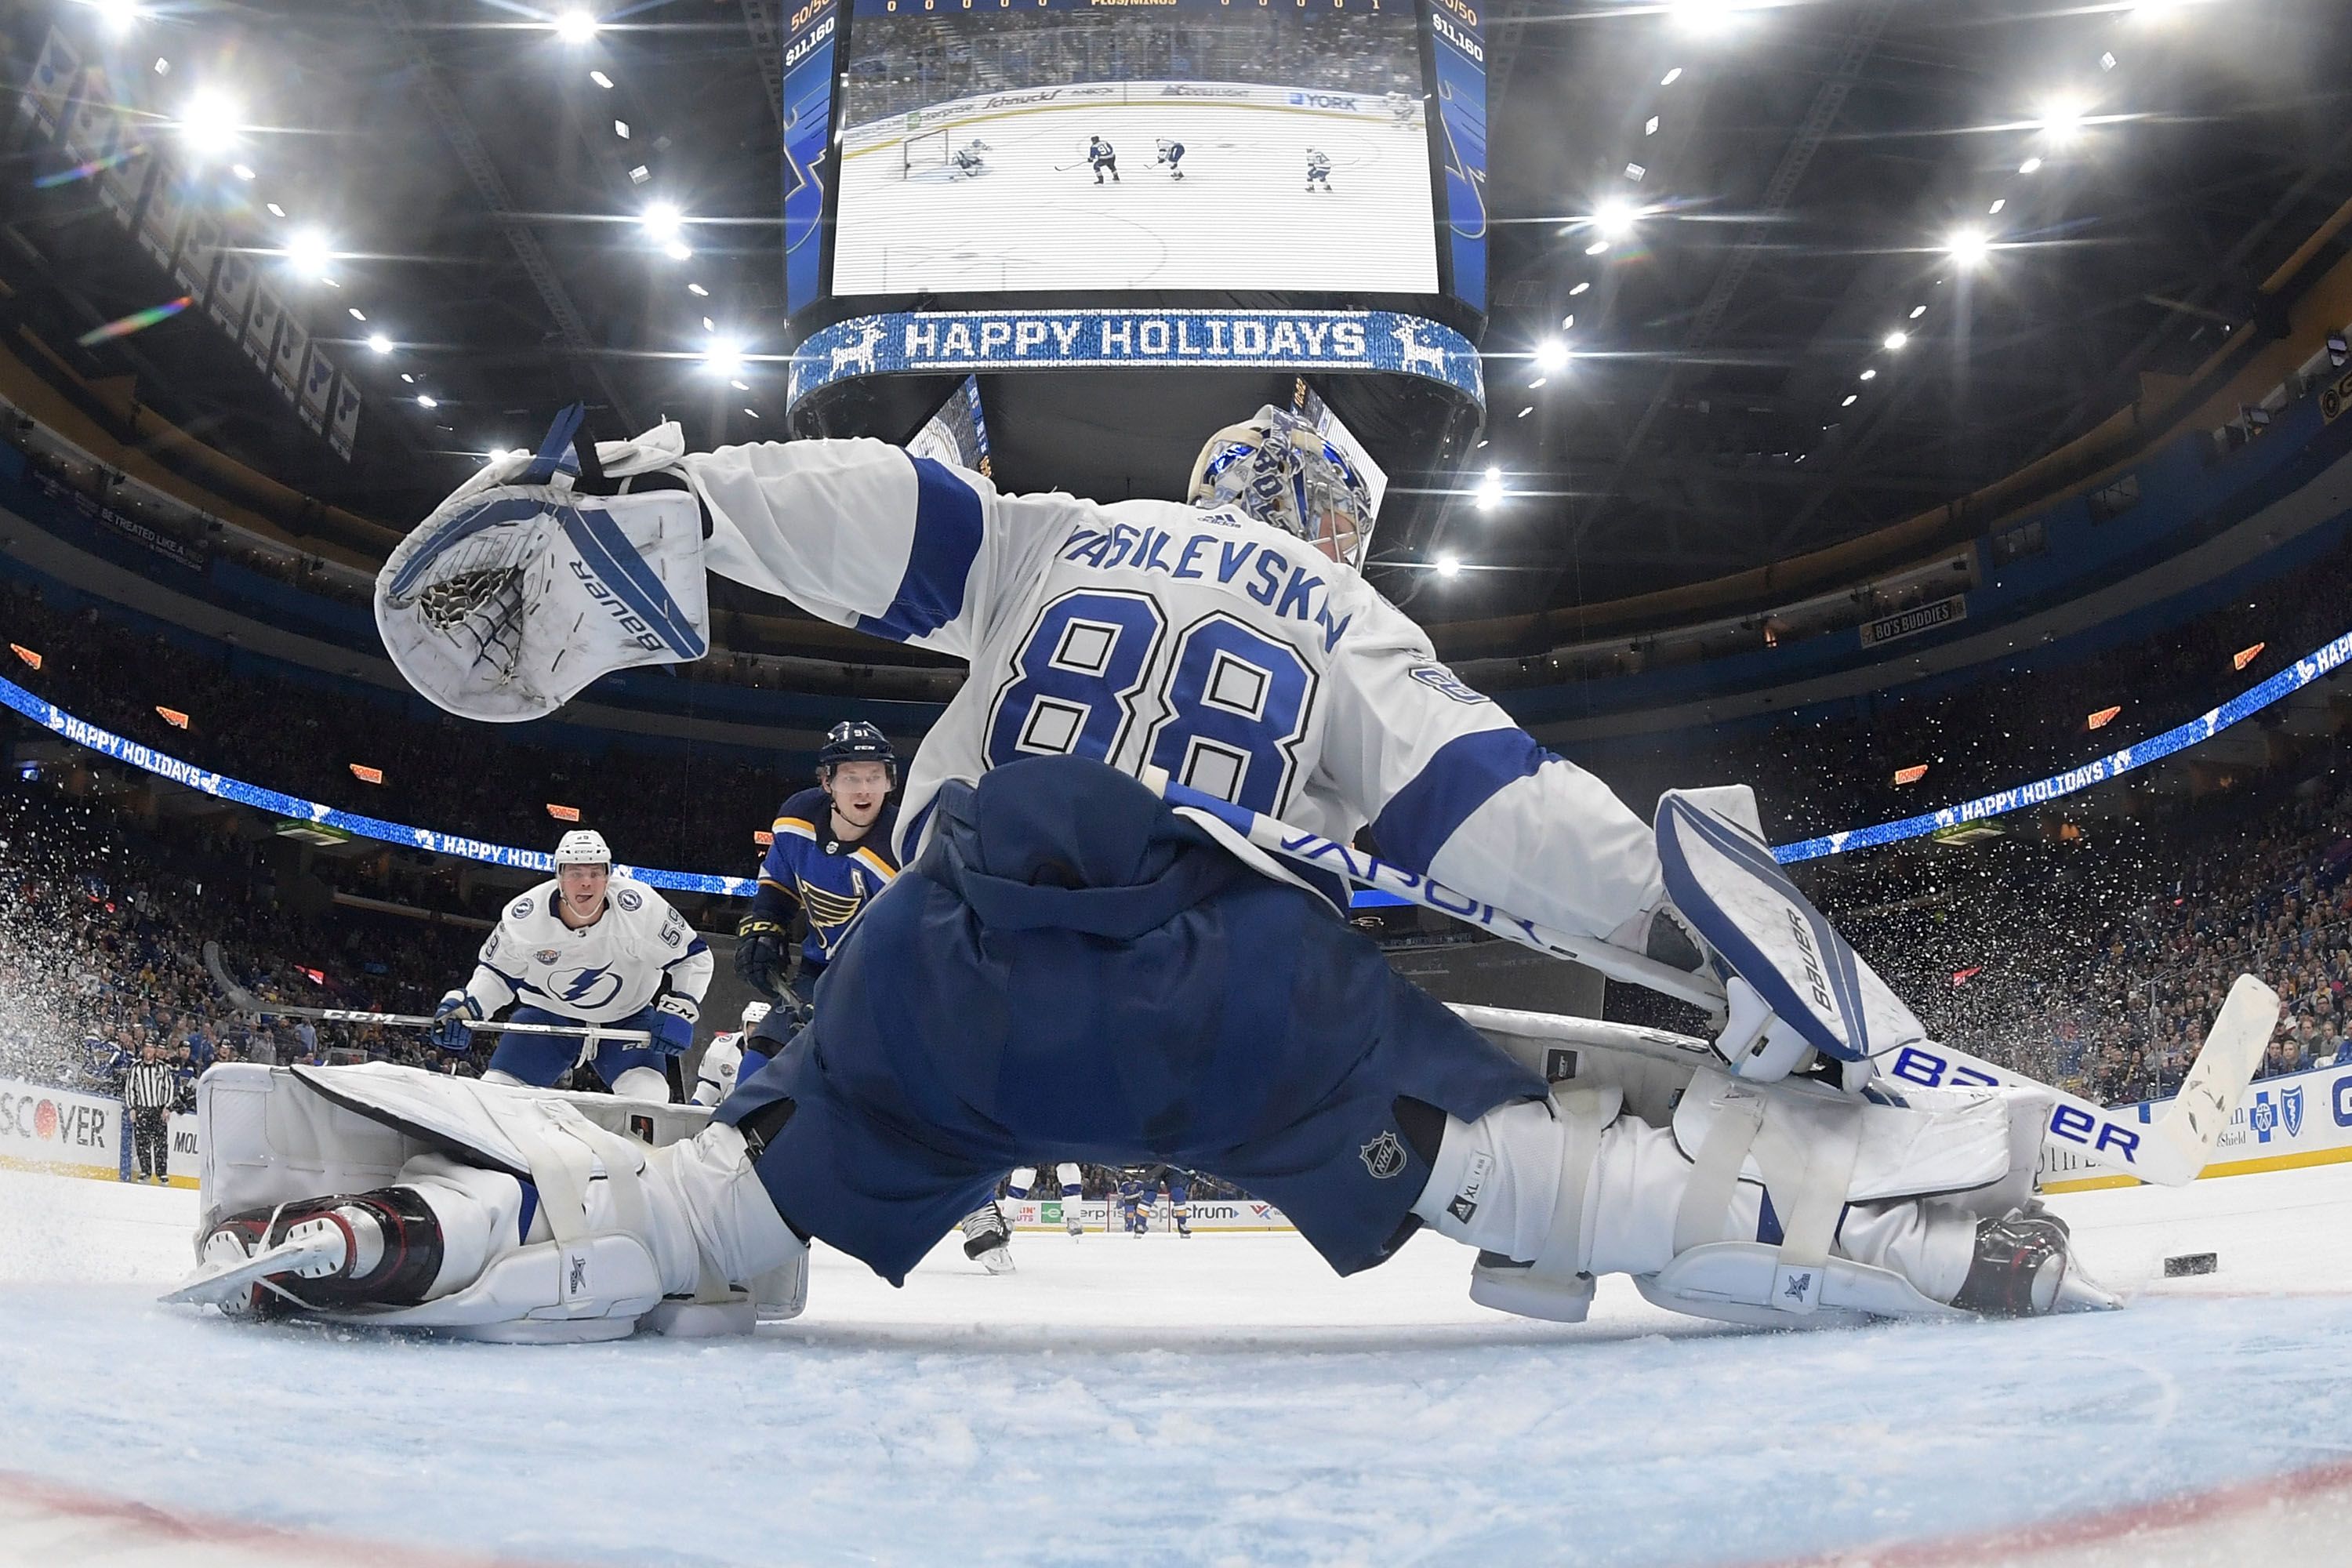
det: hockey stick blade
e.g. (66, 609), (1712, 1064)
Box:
(1145, 771), (2245, 1189)
(201, 940), (267, 1014)
(2140, 973), (2279, 1185)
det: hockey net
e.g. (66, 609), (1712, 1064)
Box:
(898, 126), (952, 180)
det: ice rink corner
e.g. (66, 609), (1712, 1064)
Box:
(6, 1160), (2352, 1568)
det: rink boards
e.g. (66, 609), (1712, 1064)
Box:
(2037, 1054), (2352, 1192)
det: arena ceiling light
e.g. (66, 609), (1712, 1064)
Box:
(703, 337), (745, 378)
(1882, 330), (1910, 351)
(2036, 96), (2090, 146)
(1435, 555), (1462, 578)
(284, 229), (335, 281)
(365, 333), (393, 355)
(416, 394), (438, 409)
(1475, 466), (1503, 511)
(87, 0), (144, 32)
(1533, 338), (1570, 375)
(176, 91), (243, 158)
(552, 10), (601, 45)
(1944, 227), (1992, 270)
(1592, 198), (1640, 241)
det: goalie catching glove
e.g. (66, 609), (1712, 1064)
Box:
(376, 405), (711, 724)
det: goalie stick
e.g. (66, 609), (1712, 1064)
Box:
(1142, 773), (2278, 1189)
(201, 942), (652, 1046)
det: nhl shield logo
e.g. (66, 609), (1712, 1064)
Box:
(2284, 1085), (2305, 1138)
(1359, 1130), (1406, 1180)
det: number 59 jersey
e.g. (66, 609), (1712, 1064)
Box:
(683, 438), (1665, 945)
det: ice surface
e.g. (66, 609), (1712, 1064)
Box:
(5, 1162), (2352, 1566)
(833, 102), (1440, 296)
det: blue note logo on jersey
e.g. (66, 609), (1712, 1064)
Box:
(551, 965), (624, 1010)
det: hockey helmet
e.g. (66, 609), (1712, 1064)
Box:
(1189, 405), (1377, 568)
(817, 720), (896, 783)
(742, 1000), (771, 1029)
(554, 828), (612, 867)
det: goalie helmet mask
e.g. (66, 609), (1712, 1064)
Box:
(1188, 406), (1377, 570)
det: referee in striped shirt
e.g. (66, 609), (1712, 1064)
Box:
(122, 1043), (177, 1184)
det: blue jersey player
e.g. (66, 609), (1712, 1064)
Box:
(734, 721), (900, 1010)
(1087, 135), (1119, 184)
(1117, 1165), (1191, 1238)
(184, 408), (2116, 1336)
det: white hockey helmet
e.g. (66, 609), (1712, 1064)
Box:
(742, 1000), (771, 1029)
(1189, 405), (1377, 568)
(553, 828), (612, 867)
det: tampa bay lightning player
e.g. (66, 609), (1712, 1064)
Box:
(428, 829), (711, 1101)
(176, 407), (2109, 1335)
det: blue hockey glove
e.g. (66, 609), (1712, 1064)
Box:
(430, 989), (483, 1052)
(644, 993), (699, 1056)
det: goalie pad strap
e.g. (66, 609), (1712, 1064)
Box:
(1534, 1085), (1618, 1285)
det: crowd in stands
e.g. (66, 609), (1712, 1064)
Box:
(0, 575), (796, 880)
(846, 9), (1419, 125)
(0, 775), (485, 1097)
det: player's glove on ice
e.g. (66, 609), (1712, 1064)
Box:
(734, 915), (791, 1000)
(430, 990), (482, 1052)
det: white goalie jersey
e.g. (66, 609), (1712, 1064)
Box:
(463, 874), (713, 1025)
(681, 440), (1666, 943)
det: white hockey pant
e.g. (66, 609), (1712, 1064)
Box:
(1004, 1163), (1083, 1203)
(1412, 1083), (1987, 1328)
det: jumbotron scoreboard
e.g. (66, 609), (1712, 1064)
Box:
(777, 0), (1490, 545)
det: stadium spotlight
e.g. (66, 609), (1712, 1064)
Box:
(416, 394), (438, 409)
(2036, 96), (2089, 146)
(89, 0), (144, 32)
(176, 91), (243, 157)
(1534, 338), (1570, 375)
(553, 10), (601, 45)
(663, 241), (692, 261)
(365, 332), (393, 354)
(703, 337), (746, 378)
(1669, 0), (1740, 36)
(1593, 198), (1639, 241)
(1475, 466), (1503, 511)
(2018, 155), (2044, 175)
(285, 229), (334, 280)
(1883, 330), (1910, 351)
(1436, 555), (1462, 578)
(641, 202), (683, 242)
(1944, 227), (1992, 269)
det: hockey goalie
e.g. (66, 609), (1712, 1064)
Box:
(169, 407), (2281, 1340)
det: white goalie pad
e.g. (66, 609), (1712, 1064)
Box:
(376, 482), (709, 723)
(195, 1062), (709, 1235)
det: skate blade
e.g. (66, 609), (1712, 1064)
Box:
(978, 1247), (1016, 1276)
(159, 1235), (329, 1308)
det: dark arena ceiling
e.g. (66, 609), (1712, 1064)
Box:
(2, 0), (2349, 630)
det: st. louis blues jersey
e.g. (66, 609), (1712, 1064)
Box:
(751, 785), (901, 973)
(461, 874), (713, 1024)
(683, 438), (1666, 945)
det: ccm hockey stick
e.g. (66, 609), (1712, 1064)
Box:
(201, 942), (652, 1045)
(1145, 774), (2278, 1189)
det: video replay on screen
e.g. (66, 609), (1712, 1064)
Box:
(832, 0), (1439, 297)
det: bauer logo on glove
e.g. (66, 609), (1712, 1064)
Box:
(377, 405), (711, 724)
